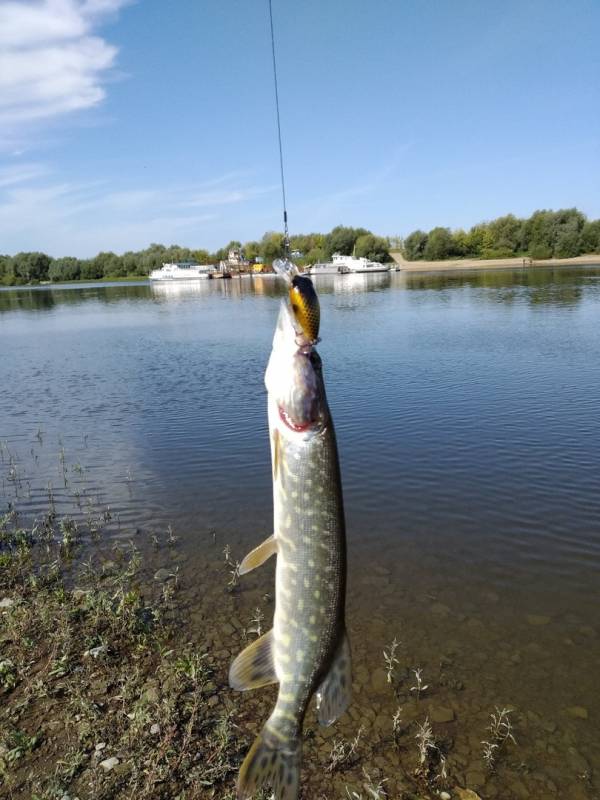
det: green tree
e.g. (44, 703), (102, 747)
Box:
(0, 255), (16, 285)
(260, 232), (285, 264)
(243, 241), (260, 263)
(191, 249), (212, 265)
(11, 252), (51, 283)
(80, 258), (103, 280)
(403, 230), (428, 260)
(487, 214), (522, 254)
(354, 233), (390, 262)
(325, 225), (370, 257)
(465, 225), (486, 257)
(48, 257), (81, 282)
(451, 229), (468, 257)
(305, 246), (327, 264)
(580, 220), (600, 253)
(423, 227), (453, 260)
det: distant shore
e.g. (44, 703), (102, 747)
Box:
(391, 252), (600, 272)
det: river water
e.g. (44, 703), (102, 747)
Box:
(1, 268), (599, 798)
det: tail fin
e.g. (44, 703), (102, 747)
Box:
(237, 721), (301, 800)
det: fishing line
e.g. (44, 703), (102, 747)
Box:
(268, 0), (290, 258)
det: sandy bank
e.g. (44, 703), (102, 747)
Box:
(390, 252), (600, 272)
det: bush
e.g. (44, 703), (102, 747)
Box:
(480, 247), (515, 259)
(529, 243), (553, 260)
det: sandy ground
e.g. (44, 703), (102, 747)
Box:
(390, 252), (600, 272)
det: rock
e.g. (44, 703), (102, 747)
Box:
(440, 793), (451, 800)
(220, 622), (235, 636)
(0, 597), (15, 609)
(94, 742), (106, 752)
(207, 695), (219, 708)
(507, 778), (529, 799)
(565, 705), (588, 719)
(84, 645), (106, 659)
(370, 668), (389, 693)
(99, 756), (119, 771)
(456, 789), (482, 800)
(150, 724), (160, 735)
(466, 618), (484, 629)
(566, 747), (589, 773)
(526, 614), (551, 626)
(429, 706), (455, 723)
(465, 769), (486, 789)
(153, 568), (173, 582)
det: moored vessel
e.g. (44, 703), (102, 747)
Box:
(307, 253), (390, 276)
(149, 261), (217, 281)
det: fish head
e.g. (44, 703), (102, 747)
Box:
(265, 301), (328, 438)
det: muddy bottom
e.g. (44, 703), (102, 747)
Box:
(157, 524), (599, 800)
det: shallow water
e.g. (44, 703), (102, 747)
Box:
(1, 268), (600, 797)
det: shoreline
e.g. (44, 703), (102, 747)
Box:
(391, 252), (600, 273)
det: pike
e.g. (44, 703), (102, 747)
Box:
(229, 273), (351, 800)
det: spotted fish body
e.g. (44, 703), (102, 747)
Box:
(229, 299), (351, 800)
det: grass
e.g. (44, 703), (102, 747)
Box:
(0, 509), (245, 799)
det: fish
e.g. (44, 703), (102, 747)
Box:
(229, 279), (351, 800)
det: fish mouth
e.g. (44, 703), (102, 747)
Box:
(278, 406), (316, 433)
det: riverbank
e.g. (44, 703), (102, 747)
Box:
(391, 252), (600, 272)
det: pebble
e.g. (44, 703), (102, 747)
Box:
(565, 705), (588, 719)
(94, 742), (106, 752)
(455, 789), (482, 800)
(465, 769), (486, 789)
(84, 645), (106, 659)
(220, 622), (235, 636)
(0, 597), (14, 609)
(566, 747), (589, 773)
(150, 724), (160, 735)
(370, 668), (388, 693)
(440, 793), (451, 800)
(526, 614), (551, 626)
(429, 705), (455, 723)
(153, 568), (173, 582)
(99, 756), (119, 771)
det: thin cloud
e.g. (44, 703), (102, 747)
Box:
(0, 0), (130, 127)
(183, 184), (276, 209)
(0, 169), (274, 255)
(0, 162), (49, 188)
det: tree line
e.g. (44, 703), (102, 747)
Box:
(2, 210), (600, 285)
(403, 208), (600, 262)
(0, 226), (391, 286)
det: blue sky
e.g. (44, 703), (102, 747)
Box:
(0, 0), (598, 257)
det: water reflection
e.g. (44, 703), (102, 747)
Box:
(2, 265), (600, 315)
(403, 265), (600, 307)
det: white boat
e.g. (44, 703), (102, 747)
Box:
(307, 253), (390, 276)
(149, 261), (217, 281)
(307, 261), (349, 276)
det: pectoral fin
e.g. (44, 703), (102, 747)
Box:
(239, 535), (278, 576)
(315, 630), (352, 726)
(229, 629), (277, 691)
